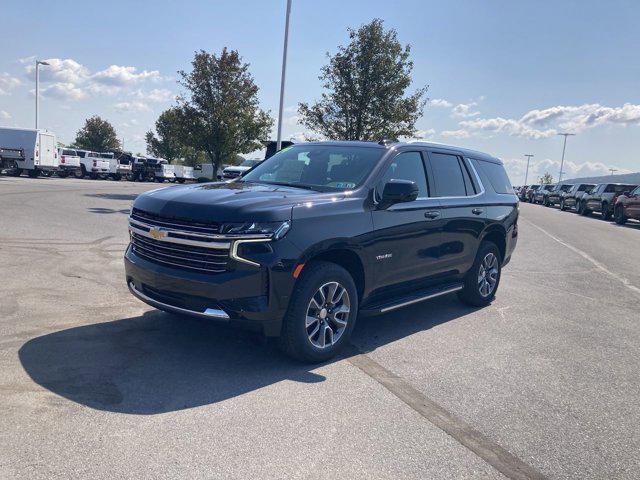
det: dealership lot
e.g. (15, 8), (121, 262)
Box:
(1, 176), (639, 479)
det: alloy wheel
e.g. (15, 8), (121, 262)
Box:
(477, 253), (499, 298)
(305, 281), (350, 349)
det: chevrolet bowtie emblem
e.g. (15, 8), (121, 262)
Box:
(149, 228), (167, 240)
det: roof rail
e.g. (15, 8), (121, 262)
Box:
(378, 138), (398, 146)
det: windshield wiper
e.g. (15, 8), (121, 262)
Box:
(248, 180), (323, 191)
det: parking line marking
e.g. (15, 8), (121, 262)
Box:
(347, 349), (548, 480)
(523, 219), (640, 295)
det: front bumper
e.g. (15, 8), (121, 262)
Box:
(124, 238), (301, 336)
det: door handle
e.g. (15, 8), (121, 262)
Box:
(424, 210), (440, 219)
(472, 208), (484, 215)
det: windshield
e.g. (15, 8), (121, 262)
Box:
(241, 145), (385, 191)
(240, 159), (261, 168)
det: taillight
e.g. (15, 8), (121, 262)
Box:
(61, 155), (65, 164)
(93, 160), (97, 167)
(613, 193), (618, 204)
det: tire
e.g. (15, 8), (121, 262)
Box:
(89, 173), (98, 180)
(57, 171), (69, 178)
(458, 241), (502, 307)
(27, 168), (39, 178)
(125, 173), (134, 182)
(177, 178), (185, 184)
(543, 197), (550, 207)
(578, 201), (590, 216)
(601, 203), (612, 220)
(278, 261), (358, 363)
(560, 198), (566, 211)
(614, 205), (627, 225)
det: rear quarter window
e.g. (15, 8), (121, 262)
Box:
(477, 159), (513, 194)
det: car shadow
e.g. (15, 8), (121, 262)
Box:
(84, 193), (139, 201)
(87, 207), (131, 215)
(18, 296), (475, 415)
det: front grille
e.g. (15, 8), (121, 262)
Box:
(131, 231), (229, 273)
(131, 208), (221, 236)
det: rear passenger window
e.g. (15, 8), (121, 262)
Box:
(377, 151), (428, 199)
(429, 152), (467, 197)
(477, 160), (513, 194)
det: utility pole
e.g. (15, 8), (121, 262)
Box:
(35, 60), (50, 129)
(609, 168), (618, 176)
(524, 154), (534, 185)
(276, 0), (292, 152)
(557, 133), (575, 182)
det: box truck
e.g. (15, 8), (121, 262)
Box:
(0, 127), (58, 177)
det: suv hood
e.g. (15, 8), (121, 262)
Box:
(133, 181), (343, 223)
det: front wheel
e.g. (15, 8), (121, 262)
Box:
(458, 241), (501, 307)
(279, 261), (358, 363)
(543, 197), (550, 207)
(614, 205), (627, 225)
(601, 203), (612, 220)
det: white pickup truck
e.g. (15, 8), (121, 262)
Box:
(101, 152), (132, 181)
(75, 149), (110, 179)
(56, 148), (81, 177)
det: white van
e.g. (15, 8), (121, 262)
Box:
(75, 149), (110, 179)
(0, 127), (58, 177)
(174, 164), (195, 183)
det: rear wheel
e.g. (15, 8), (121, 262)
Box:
(27, 168), (39, 178)
(458, 241), (501, 307)
(279, 261), (358, 362)
(614, 204), (627, 225)
(57, 171), (68, 178)
(75, 165), (86, 179)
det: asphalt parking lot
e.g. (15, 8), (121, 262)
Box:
(1, 176), (639, 479)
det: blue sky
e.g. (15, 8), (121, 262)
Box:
(1, 0), (639, 182)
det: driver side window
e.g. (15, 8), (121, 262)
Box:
(377, 152), (429, 200)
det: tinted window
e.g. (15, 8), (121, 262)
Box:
(243, 145), (384, 191)
(605, 184), (636, 193)
(377, 152), (428, 198)
(476, 160), (513, 194)
(429, 152), (467, 197)
(460, 158), (477, 194)
(577, 184), (593, 192)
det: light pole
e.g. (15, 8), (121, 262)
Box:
(524, 154), (534, 185)
(557, 133), (575, 182)
(609, 168), (618, 176)
(35, 60), (50, 130)
(276, 0), (292, 152)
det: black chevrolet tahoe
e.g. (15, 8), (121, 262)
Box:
(125, 141), (518, 361)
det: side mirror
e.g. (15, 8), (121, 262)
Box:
(378, 179), (419, 209)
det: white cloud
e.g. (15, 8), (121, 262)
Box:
(39, 82), (87, 101)
(440, 129), (471, 139)
(25, 58), (90, 84)
(132, 88), (174, 102)
(92, 65), (160, 86)
(18, 55), (37, 64)
(502, 156), (632, 185)
(411, 128), (436, 139)
(114, 101), (151, 113)
(460, 117), (557, 140)
(451, 102), (480, 118)
(521, 103), (640, 132)
(0, 110), (11, 120)
(430, 98), (453, 108)
(0, 73), (22, 95)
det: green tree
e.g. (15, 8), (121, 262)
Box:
(539, 172), (554, 184)
(145, 107), (187, 163)
(177, 49), (273, 171)
(298, 19), (428, 141)
(73, 116), (120, 151)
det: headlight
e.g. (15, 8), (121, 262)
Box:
(221, 220), (291, 239)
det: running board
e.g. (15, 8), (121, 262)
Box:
(360, 283), (464, 316)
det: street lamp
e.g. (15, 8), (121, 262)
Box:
(276, 0), (292, 152)
(35, 60), (50, 130)
(609, 168), (618, 176)
(557, 133), (575, 182)
(524, 154), (534, 185)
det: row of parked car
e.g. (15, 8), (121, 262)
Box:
(515, 182), (640, 225)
